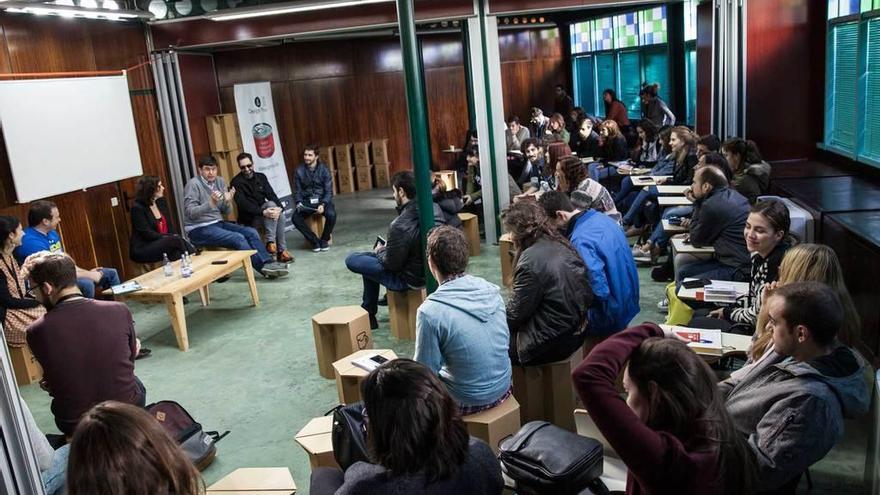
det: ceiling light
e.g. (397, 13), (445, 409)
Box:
(2, 0), (153, 19)
(207, 0), (393, 22)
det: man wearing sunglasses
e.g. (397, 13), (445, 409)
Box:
(231, 152), (294, 263)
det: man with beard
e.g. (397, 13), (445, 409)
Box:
(291, 144), (336, 253)
(21, 251), (145, 437)
(345, 171), (426, 330)
(231, 152), (294, 263)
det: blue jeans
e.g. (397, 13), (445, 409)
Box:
(622, 186), (658, 226)
(675, 258), (738, 288)
(188, 221), (273, 272)
(76, 267), (120, 298)
(614, 176), (635, 205)
(588, 163), (618, 183)
(345, 252), (410, 316)
(648, 205), (694, 249)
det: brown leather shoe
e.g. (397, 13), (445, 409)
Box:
(266, 241), (277, 254)
(277, 250), (294, 263)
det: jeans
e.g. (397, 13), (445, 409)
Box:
(76, 267), (120, 298)
(674, 256), (738, 288)
(292, 203), (337, 247)
(648, 205), (694, 249)
(251, 201), (288, 251)
(188, 221), (273, 271)
(614, 176), (636, 205)
(588, 162), (618, 183)
(345, 252), (410, 316)
(622, 186), (658, 226)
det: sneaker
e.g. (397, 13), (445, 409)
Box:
(320, 241), (330, 252)
(261, 262), (289, 278)
(311, 243), (322, 253)
(266, 241), (277, 254)
(377, 295), (388, 307)
(277, 250), (295, 263)
(657, 298), (669, 312)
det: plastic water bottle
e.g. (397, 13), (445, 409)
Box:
(163, 253), (173, 277)
(181, 252), (192, 278)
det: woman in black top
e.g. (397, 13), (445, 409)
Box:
(0, 215), (43, 347)
(129, 176), (192, 263)
(310, 359), (503, 495)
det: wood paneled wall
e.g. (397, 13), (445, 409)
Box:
(212, 28), (562, 174)
(0, 14), (169, 280)
(744, 0), (826, 161)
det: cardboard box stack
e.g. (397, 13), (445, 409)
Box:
(371, 138), (390, 188)
(353, 142), (373, 191)
(205, 114), (243, 220)
(334, 144), (355, 194)
(318, 146), (338, 194)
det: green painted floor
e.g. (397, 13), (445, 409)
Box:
(20, 188), (869, 493)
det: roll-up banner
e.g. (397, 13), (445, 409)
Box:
(233, 82), (294, 230)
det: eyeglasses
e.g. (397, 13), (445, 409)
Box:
(25, 282), (38, 298)
(239, 164), (254, 170)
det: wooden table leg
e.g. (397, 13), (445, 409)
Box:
(243, 259), (260, 306)
(165, 293), (189, 351)
(198, 285), (210, 306)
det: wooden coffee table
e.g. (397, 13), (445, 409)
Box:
(103, 250), (260, 351)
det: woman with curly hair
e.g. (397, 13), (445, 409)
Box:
(501, 201), (592, 366)
(556, 156), (620, 223)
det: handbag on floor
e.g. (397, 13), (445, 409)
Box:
(146, 400), (229, 471)
(328, 403), (370, 470)
(499, 421), (608, 495)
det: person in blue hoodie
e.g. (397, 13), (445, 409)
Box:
(538, 190), (640, 337)
(414, 225), (512, 415)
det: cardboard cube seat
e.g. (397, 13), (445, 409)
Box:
(294, 416), (339, 471)
(499, 233), (515, 287)
(332, 349), (398, 404)
(206, 467), (296, 494)
(8, 344), (42, 386)
(387, 288), (426, 340)
(462, 396), (521, 454)
(312, 306), (373, 379)
(458, 212), (480, 257)
(303, 214), (332, 247)
(512, 350), (582, 431)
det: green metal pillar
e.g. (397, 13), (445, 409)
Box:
(396, 0), (437, 292)
(475, 1), (502, 237)
(461, 23), (478, 130)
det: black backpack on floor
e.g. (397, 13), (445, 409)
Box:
(146, 400), (229, 471)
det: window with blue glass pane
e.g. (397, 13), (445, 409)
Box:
(593, 17), (614, 51)
(615, 12), (639, 49)
(570, 21), (592, 54)
(640, 6), (667, 45)
(684, 0), (697, 42)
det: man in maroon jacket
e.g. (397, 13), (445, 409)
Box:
(22, 251), (145, 437)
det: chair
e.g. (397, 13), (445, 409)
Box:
(387, 288), (426, 340)
(462, 396), (521, 454)
(311, 306), (373, 379)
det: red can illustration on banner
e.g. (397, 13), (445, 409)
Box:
(252, 123), (275, 158)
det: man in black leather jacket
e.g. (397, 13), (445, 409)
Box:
(345, 171), (426, 329)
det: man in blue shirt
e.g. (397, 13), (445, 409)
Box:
(539, 190), (640, 337)
(15, 200), (120, 298)
(291, 144), (335, 252)
(414, 225), (511, 415)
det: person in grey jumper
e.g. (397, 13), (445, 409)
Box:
(720, 281), (869, 493)
(184, 156), (288, 278)
(415, 225), (511, 414)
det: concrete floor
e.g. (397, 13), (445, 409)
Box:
(19, 188), (870, 493)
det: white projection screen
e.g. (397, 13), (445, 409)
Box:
(0, 74), (143, 202)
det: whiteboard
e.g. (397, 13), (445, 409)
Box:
(0, 75), (143, 202)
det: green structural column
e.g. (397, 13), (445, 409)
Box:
(396, 0), (437, 292)
(461, 23), (478, 131)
